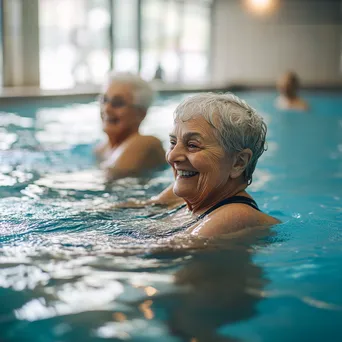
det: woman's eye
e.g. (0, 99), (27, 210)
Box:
(188, 143), (199, 150)
(169, 140), (176, 147)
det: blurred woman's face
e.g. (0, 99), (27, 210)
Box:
(166, 116), (235, 209)
(100, 82), (143, 143)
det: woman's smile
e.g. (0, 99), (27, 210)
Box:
(103, 114), (120, 125)
(176, 170), (199, 178)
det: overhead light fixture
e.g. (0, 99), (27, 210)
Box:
(244, 0), (278, 15)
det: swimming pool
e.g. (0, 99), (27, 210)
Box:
(0, 91), (341, 341)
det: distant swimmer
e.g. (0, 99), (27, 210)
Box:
(275, 71), (309, 111)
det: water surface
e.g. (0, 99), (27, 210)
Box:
(0, 91), (341, 341)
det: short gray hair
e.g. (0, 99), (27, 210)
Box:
(104, 71), (154, 110)
(174, 92), (267, 185)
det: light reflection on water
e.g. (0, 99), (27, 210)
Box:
(0, 92), (342, 341)
(0, 232), (271, 341)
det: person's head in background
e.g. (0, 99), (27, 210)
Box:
(277, 71), (300, 99)
(276, 71), (309, 111)
(100, 72), (154, 146)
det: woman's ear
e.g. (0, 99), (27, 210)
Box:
(230, 149), (253, 179)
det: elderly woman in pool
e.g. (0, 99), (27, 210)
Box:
(157, 93), (279, 237)
(95, 72), (166, 180)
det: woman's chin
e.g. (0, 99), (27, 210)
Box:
(173, 184), (194, 200)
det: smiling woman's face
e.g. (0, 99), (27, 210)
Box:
(166, 116), (236, 209)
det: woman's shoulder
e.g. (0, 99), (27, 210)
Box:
(128, 134), (165, 152)
(138, 134), (163, 145)
(216, 202), (279, 225)
(189, 203), (279, 237)
(94, 141), (109, 160)
(275, 96), (309, 111)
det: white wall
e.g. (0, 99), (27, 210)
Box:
(212, 0), (342, 86)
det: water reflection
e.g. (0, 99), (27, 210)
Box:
(130, 233), (270, 342)
(0, 230), (271, 342)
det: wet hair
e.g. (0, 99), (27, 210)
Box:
(105, 71), (154, 110)
(174, 92), (267, 185)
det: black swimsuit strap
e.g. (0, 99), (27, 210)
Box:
(197, 196), (260, 220)
(170, 196), (260, 232)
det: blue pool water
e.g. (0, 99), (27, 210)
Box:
(0, 91), (341, 341)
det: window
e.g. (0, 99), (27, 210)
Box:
(38, 0), (213, 89)
(39, 0), (111, 89)
(112, 0), (139, 73)
(141, 0), (212, 83)
(181, 2), (211, 82)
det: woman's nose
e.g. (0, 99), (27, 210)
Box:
(167, 143), (186, 164)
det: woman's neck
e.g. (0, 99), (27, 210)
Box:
(186, 180), (248, 216)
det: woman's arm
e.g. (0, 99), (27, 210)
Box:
(111, 183), (184, 209)
(149, 184), (184, 206)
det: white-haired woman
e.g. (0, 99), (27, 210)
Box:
(95, 72), (166, 180)
(148, 92), (279, 237)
